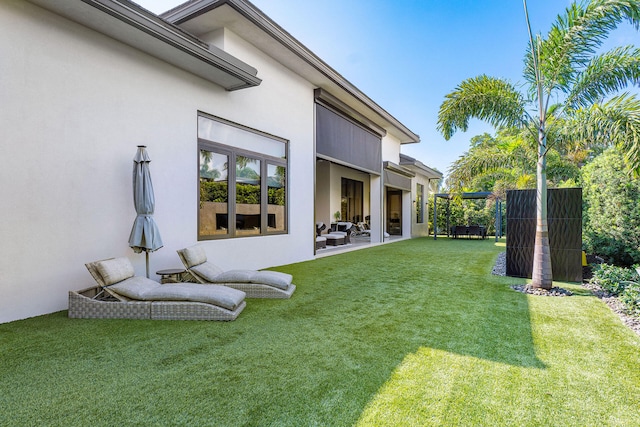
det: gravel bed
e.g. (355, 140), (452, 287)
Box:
(492, 252), (640, 337)
(582, 281), (640, 337)
(510, 284), (573, 296)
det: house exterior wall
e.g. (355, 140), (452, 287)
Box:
(0, 1), (315, 323)
(411, 175), (433, 237)
(381, 136), (402, 164)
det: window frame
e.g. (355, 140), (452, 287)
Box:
(197, 115), (288, 240)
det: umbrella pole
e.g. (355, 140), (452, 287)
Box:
(146, 251), (150, 278)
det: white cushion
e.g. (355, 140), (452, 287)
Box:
(181, 246), (207, 268)
(190, 262), (224, 282)
(95, 257), (135, 286)
(325, 234), (343, 240)
(144, 284), (245, 311)
(108, 276), (161, 299)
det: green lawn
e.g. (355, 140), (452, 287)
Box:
(1, 238), (639, 426)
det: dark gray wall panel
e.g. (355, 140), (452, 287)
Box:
(316, 104), (381, 173)
(506, 188), (582, 282)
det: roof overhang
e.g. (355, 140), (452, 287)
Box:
(26, 0), (261, 91)
(383, 161), (415, 178)
(399, 153), (443, 180)
(162, 0), (420, 143)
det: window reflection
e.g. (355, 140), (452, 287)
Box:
(198, 113), (288, 240)
(268, 164), (286, 232)
(235, 156), (261, 235)
(199, 150), (229, 237)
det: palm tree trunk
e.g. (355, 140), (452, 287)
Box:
(531, 127), (553, 289)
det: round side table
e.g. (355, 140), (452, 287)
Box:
(156, 268), (186, 284)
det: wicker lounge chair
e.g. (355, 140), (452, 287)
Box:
(69, 257), (246, 321)
(177, 245), (296, 299)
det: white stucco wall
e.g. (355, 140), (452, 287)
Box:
(381, 135), (402, 164)
(0, 1), (315, 322)
(411, 176), (433, 237)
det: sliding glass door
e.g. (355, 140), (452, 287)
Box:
(341, 178), (363, 223)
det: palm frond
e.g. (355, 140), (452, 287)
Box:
(437, 75), (528, 140)
(567, 93), (640, 173)
(599, 93), (640, 174)
(567, 46), (640, 107)
(524, 0), (640, 96)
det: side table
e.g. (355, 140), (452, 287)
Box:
(156, 268), (187, 284)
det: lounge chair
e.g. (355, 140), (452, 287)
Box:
(177, 245), (296, 299)
(69, 257), (246, 321)
(316, 222), (327, 249)
(355, 222), (371, 237)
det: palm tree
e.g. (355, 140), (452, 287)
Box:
(447, 127), (581, 196)
(438, 0), (640, 289)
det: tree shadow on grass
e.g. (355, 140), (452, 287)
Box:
(295, 238), (546, 371)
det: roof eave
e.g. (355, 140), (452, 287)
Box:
(163, 0), (420, 142)
(399, 154), (443, 179)
(26, 0), (261, 91)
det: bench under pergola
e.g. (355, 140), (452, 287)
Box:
(433, 192), (503, 241)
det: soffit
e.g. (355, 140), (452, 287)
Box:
(164, 0), (420, 144)
(25, 0), (261, 91)
(399, 154), (443, 179)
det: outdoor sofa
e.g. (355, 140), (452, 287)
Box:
(69, 257), (246, 321)
(177, 245), (296, 299)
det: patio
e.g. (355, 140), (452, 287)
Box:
(1, 237), (639, 426)
(315, 233), (406, 257)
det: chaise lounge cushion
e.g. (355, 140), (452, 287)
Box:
(95, 257), (135, 286)
(107, 276), (244, 311)
(190, 262), (224, 282)
(109, 276), (162, 300)
(180, 245), (208, 268)
(144, 283), (244, 311)
(193, 268), (293, 290)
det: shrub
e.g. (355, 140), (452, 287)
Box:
(200, 181), (228, 203)
(589, 264), (638, 296)
(620, 284), (640, 316)
(581, 148), (640, 266)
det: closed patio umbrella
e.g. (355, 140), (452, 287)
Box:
(128, 145), (163, 277)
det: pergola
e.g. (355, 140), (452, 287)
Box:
(433, 192), (503, 241)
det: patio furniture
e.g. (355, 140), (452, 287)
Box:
(69, 257), (246, 321)
(453, 225), (467, 239)
(328, 221), (353, 244)
(156, 268), (187, 284)
(177, 245), (296, 298)
(355, 222), (371, 237)
(324, 234), (345, 246)
(467, 225), (486, 239)
(453, 225), (486, 239)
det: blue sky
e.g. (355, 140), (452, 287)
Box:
(136, 0), (638, 177)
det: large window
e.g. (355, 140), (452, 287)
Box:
(198, 114), (287, 240)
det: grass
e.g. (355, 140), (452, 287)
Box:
(1, 238), (639, 426)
